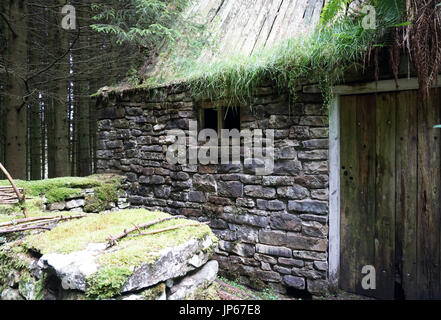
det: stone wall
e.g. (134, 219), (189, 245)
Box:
(95, 85), (330, 296)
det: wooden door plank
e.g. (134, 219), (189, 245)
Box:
(339, 94), (377, 297)
(375, 92), (396, 299)
(354, 94), (377, 297)
(339, 95), (359, 293)
(417, 88), (441, 299)
(395, 90), (418, 299)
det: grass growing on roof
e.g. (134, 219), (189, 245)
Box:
(98, 17), (381, 108)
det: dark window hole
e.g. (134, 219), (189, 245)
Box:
(286, 287), (313, 300)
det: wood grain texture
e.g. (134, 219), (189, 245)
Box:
(395, 90), (418, 299)
(417, 88), (441, 299)
(375, 93), (396, 300)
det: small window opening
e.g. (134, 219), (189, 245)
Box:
(223, 108), (240, 131)
(203, 108), (219, 133)
(199, 107), (241, 133)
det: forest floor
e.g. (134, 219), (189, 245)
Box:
(213, 277), (374, 301)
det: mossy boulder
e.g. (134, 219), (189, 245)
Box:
(21, 209), (218, 300)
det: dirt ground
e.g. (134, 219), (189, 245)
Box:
(214, 278), (374, 301)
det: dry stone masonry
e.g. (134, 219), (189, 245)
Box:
(95, 84), (330, 296)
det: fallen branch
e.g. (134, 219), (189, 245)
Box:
(132, 222), (209, 237)
(106, 215), (190, 248)
(0, 214), (86, 234)
(0, 214), (85, 228)
(0, 225), (52, 235)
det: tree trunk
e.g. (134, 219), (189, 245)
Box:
(3, 0), (28, 180)
(47, 0), (71, 178)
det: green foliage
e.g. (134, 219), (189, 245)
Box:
(90, 0), (200, 50)
(258, 288), (280, 300)
(320, 0), (352, 26)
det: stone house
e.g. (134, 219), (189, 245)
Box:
(93, 0), (441, 299)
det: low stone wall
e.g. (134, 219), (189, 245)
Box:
(45, 189), (129, 213)
(95, 85), (330, 295)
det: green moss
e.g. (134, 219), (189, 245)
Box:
(140, 283), (166, 300)
(189, 282), (221, 300)
(0, 242), (33, 285)
(86, 266), (133, 300)
(19, 209), (216, 299)
(17, 271), (46, 300)
(0, 174), (123, 206)
(84, 180), (120, 213)
(24, 209), (214, 258)
(45, 187), (83, 204)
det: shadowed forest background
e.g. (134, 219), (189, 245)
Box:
(0, 0), (192, 180)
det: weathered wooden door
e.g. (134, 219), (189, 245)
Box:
(340, 89), (441, 299)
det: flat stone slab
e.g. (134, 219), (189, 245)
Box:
(38, 243), (106, 291)
(24, 209), (218, 298)
(121, 235), (215, 293)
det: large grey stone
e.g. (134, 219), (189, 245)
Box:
(121, 235), (215, 293)
(288, 200), (328, 214)
(168, 260), (219, 300)
(49, 202), (66, 211)
(259, 230), (287, 246)
(277, 186), (309, 199)
(266, 200), (286, 211)
(308, 279), (329, 295)
(286, 234), (328, 252)
(218, 181), (243, 198)
(284, 275), (305, 289)
(244, 186), (275, 199)
(270, 213), (302, 232)
(38, 243), (105, 292)
(256, 244), (292, 258)
(65, 199), (85, 210)
(193, 174), (217, 192)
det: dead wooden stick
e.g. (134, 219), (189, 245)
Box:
(133, 222), (209, 237)
(0, 225), (52, 235)
(106, 215), (187, 248)
(0, 214), (85, 228)
(7, 214), (86, 229)
(0, 214), (86, 235)
(0, 215), (62, 228)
